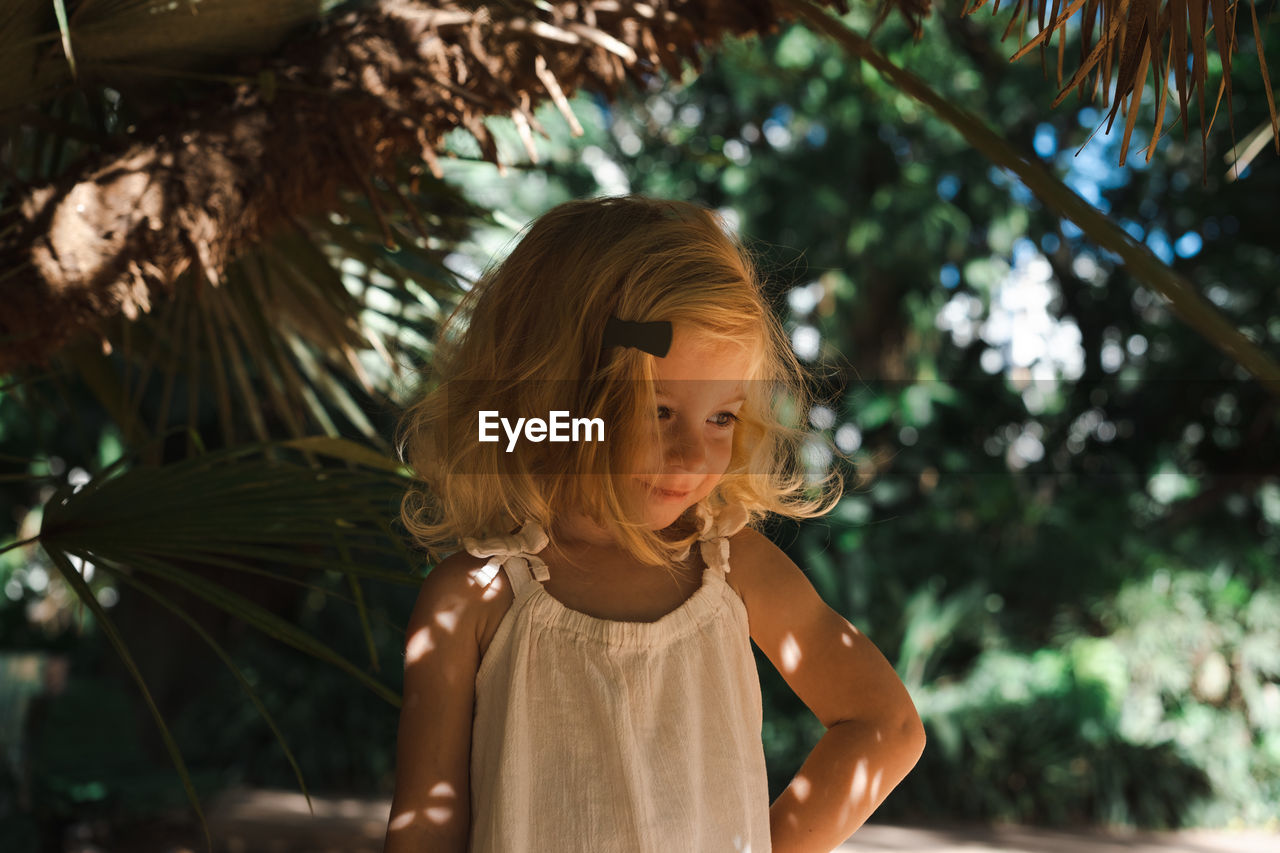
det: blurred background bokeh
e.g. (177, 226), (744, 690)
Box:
(2, 0), (1278, 849)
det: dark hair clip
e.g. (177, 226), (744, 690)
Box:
(601, 316), (672, 358)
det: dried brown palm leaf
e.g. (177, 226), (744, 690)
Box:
(0, 0), (878, 375)
(979, 0), (1277, 170)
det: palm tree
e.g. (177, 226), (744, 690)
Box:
(0, 0), (1275, 847)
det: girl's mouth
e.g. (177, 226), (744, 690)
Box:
(638, 480), (691, 500)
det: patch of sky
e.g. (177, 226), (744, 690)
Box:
(1012, 237), (1038, 263)
(940, 242), (1085, 384)
(763, 117), (793, 149)
(936, 291), (984, 347)
(936, 174), (960, 201)
(806, 123), (828, 147)
(1033, 123), (1058, 157)
(1145, 228), (1174, 264)
(1063, 171), (1107, 212)
(940, 264), (961, 289)
(1040, 232), (1060, 254)
(445, 252), (481, 288)
(717, 206), (742, 234)
(1097, 246), (1124, 265)
(792, 324), (821, 361)
(788, 281), (826, 315)
(988, 166), (1034, 205)
(1061, 218), (1083, 239)
(615, 121), (643, 156)
(809, 404), (836, 430)
(1120, 219), (1145, 241)
(678, 103), (703, 127)
(648, 95), (674, 125)
(1058, 126), (1137, 219)
(723, 138), (751, 166)
(835, 423), (862, 453)
(592, 91), (613, 123)
(1077, 107), (1100, 129)
(581, 145), (630, 195)
(1174, 230), (1203, 258)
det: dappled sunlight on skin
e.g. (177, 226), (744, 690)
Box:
(425, 781), (459, 825)
(390, 572), (479, 850)
(758, 594), (924, 853)
(774, 727), (897, 852)
(405, 563), (503, 667)
(405, 624), (434, 662)
(845, 758), (885, 823)
(781, 631), (802, 672)
(387, 780), (460, 833)
(386, 562), (512, 850)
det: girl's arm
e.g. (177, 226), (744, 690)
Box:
(383, 553), (490, 853)
(730, 529), (927, 853)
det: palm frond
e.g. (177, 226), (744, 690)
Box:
(38, 435), (418, 584)
(975, 0), (1278, 168)
(0, 0), (855, 374)
(0, 0), (345, 112)
(22, 432), (423, 817)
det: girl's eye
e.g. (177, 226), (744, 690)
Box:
(711, 412), (739, 428)
(656, 407), (739, 429)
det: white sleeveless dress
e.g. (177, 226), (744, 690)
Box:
(462, 503), (772, 853)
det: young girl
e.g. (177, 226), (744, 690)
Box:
(384, 196), (925, 853)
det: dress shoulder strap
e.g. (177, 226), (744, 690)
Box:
(461, 520), (550, 596)
(688, 502), (750, 574)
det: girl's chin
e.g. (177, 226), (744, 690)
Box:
(644, 500), (702, 530)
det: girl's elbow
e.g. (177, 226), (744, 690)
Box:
(904, 713), (927, 762)
(895, 705), (926, 764)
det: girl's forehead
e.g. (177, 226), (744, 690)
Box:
(653, 342), (753, 385)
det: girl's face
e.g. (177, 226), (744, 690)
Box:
(628, 324), (752, 530)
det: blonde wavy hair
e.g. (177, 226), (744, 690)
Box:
(395, 195), (841, 572)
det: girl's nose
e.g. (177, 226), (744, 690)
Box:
(664, 418), (707, 470)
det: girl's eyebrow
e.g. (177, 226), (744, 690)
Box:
(654, 389), (747, 405)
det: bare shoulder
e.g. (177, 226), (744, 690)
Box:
(412, 550), (515, 659)
(723, 526), (795, 602)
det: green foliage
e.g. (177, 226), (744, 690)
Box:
(165, 568), (408, 795)
(3, 1), (1280, 843)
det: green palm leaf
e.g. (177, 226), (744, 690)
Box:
(35, 436), (419, 704)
